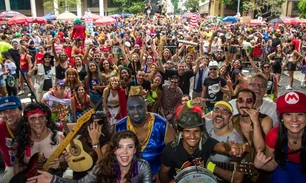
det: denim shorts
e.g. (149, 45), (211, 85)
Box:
(0, 78), (5, 87)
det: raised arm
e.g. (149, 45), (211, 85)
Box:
(247, 52), (260, 73)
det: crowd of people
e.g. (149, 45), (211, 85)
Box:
(0, 12), (305, 183)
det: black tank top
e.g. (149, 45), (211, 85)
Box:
(75, 64), (87, 82)
(56, 64), (67, 80)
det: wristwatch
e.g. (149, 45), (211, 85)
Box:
(92, 143), (100, 149)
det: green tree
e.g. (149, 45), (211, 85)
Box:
(242, 0), (286, 18)
(183, 0), (200, 12)
(43, 0), (80, 14)
(112, 0), (145, 14)
(171, 0), (179, 14)
(299, 0), (306, 18)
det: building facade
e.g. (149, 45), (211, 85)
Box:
(0, 0), (118, 17)
(199, 0), (300, 18)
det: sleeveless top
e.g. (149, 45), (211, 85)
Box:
(55, 64), (67, 80)
(74, 64), (87, 81)
(287, 52), (296, 63)
(20, 53), (29, 71)
(115, 113), (167, 176)
(232, 113), (267, 162)
(273, 53), (283, 65)
(73, 94), (88, 112)
(107, 89), (119, 108)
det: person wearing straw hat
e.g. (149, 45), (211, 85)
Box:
(0, 96), (22, 183)
(254, 91), (306, 183)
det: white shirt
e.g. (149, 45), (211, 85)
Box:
(229, 97), (279, 127)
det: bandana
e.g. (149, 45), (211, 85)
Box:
(26, 108), (47, 117)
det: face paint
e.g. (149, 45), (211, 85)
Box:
(127, 96), (146, 125)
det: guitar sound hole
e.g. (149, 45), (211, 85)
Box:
(70, 145), (81, 156)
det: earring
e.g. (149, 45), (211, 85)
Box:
(199, 137), (203, 151)
(133, 155), (137, 161)
(114, 156), (117, 162)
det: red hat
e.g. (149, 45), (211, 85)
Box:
(175, 105), (204, 119)
(276, 91), (306, 114)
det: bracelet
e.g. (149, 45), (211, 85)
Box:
(50, 175), (55, 183)
(206, 162), (216, 173)
(186, 100), (194, 109)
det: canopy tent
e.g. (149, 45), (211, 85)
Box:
(268, 18), (283, 24)
(122, 13), (132, 18)
(57, 11), (77, 20)
(183, 12), (197, 19)
(0, 10), (23, 19)
(95, 16), (116, 25)
(111, 14), (121, 19)
(33, 17), (47, 24)
(222, 16), (238, 23)
(7, 15), (32, 25)
(82, 13), (101, 21)
(43, 13), (56, 20)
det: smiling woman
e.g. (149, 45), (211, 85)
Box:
(26, 130), (153, 183)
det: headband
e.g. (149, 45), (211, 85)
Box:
(214, 101), (233, 113)
(26, 108), (47, 117)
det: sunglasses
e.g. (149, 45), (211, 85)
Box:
(237, 97), (253, 104)
(170, 81), (178, 84)
(249, 83), (267, 89)
(263, 66), (270, 69)
(209, 68), (218, 71)
(213, 107), (231, 115)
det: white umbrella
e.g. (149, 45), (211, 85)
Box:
(57, 11), (77, 20)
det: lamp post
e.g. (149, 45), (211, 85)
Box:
(236, 0), (241, 17)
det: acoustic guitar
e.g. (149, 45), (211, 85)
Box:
(56, 104), (94, 172)
(10, 100), (102, 182)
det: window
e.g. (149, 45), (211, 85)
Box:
(0, 0), (5, 10)
(292, 2), (298, 11)
(87, 0), (99, 8)
(10, 0), (30, 9)
(108, 0), (119, 8)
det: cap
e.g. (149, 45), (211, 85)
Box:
(57, 80), (66, 86)
(177, 111), (205, 129)
(0, 96), (22, 111)
(175, 105), (203, 119)
(208, 61), (219, 68)
(277, 91), (306, 114)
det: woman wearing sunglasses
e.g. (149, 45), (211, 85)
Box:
(247, 52), (278, 101)
(254, 91), (306, 183)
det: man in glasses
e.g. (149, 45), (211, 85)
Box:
(228, 73), (279, 127)
(231, 88), (272, 182)
(201, 61), (229, 114)
(0, 96), (22, 183)
(161, 75), (183, 122)
(205, 101), (245, 182)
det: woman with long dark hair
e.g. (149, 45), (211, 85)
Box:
(27, 130), (152, 183)
(267, 45), (286, 87)
(84, 61), (106, 104)
(254, 91), (306, 182)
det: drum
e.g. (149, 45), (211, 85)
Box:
(174, 166), (218, 183)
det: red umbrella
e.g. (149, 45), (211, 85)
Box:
(95, 16), (116, 25)
(7, 15), (30, 25)
(33, 17), (47, 24)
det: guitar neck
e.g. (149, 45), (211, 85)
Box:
(62, 121), (76, 147)
(42, 123), (82, 171)
(211, 161), (236, 171)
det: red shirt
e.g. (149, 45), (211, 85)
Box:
(265, 126), (300, 164)
(0, 121), (16, 167)
(291, 38), (300, 52)
(35, 52), (45, 64)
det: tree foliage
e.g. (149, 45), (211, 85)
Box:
(183, 0), (200, 12)
(112, 0), (144, 14)
(242, 0), (286, 17)
(43, 0), (80, 14)
(299, 0), (306, 18)
(171, 0), (179, 13)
